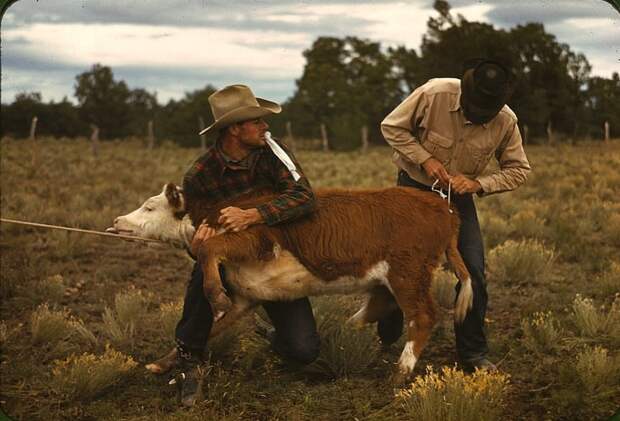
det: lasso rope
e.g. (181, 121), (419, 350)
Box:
(431, 180), (454, 213)
(0, 217), (163, 243)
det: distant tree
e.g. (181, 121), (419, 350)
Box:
(289, 36), (401, 149)
(159, 85), (217, 147)
(41, 97), (86, 138)
(127, 88), (158, 137)
(1, 92), (43, 138)
(74, 64), (132, 139)
(396, 2), (592, 141)
(507, 23), (591, 140)
(586, 72), (620, 138)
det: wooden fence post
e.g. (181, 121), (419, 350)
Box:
(604, 121), (610, 143)
(30, 116), (39, 167)
(285, 121), (295, 152)
(147, 120), (155, 150)
(198, 116), (207, 151)
(523, 124), (529, 145)
(29, 116), (38, 141)
(90, 124), (100, 158)
(546, 120), (554, 145)
(320, 123), (329, 151)
(361, 125), (369, 153)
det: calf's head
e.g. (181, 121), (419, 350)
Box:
(107, 183), (193, 245)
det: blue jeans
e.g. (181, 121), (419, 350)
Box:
(384, 170), (489, 361)
(175, 263), (320, 364)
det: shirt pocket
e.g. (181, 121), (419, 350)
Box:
(422, 130), (454, 164)
(460, 143), (495, 175)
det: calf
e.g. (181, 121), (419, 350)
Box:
(110, 183), (473, 383)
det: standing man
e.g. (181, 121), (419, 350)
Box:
(158, 84), (320, 406)
(380, 59), (531, 372)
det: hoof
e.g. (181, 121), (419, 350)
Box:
(212, 293), (233, 315)
(214, 310), (226, 322)
(146, 348), (178, 374)
(390, 370), (411, 387)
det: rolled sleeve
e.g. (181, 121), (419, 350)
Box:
(381, 88), (432, 165)
(476, 122), (531, 195)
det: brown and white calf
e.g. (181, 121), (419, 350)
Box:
(110, 183), (473, 383)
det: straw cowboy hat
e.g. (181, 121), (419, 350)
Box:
(460, 58), (515, 116)
(198, 84), (281, 135)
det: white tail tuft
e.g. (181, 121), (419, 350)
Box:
(454, 277), (474, 324)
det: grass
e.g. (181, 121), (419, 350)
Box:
(50, 345), (137, 401)
(396, 365), (510, 421)
(1, 137), (620, 420)
(487, 239), (555, 285)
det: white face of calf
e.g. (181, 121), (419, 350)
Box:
(108, 183), (192, 244)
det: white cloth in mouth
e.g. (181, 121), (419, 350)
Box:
(264, 131), (301, 181)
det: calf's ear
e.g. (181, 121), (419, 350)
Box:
(164, 183), (185, 211)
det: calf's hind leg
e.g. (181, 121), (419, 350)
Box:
(388, 268), (437, 385)
(347, 286), (399, 328)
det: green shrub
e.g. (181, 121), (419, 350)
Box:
(158, 300), (183, 339)
(595, 263), (620, 296)
(30, 303), (98, 350)
(487, 239), (555, 285)
(575, 346), (620, 394)
(571, 294), (607, 337)
(479, 213), (512, 249)
(509, 209), (546, 239)
(0, 321), (8, 345)
(101, 290), (148, 349)
(25, 274), (66, 304)
(603, 213), (620, 246)
(306, 297), (379, 379)
(50, 346), (137, 400)
(30, 304), (75, 345)
(397, 365), (510, 421)
(521, 311), (562, 354)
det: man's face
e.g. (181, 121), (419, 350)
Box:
(236, 118), (269, 148)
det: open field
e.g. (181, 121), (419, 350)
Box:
(1, 138), (619, 420)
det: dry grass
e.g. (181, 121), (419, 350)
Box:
(396, 365), (510, 421)
(50, 345), (137, 401)
(431, 268), (457, 310)
(487, 239), (555, 285)
(2, 138), (620, 420)
(520, 312), (562, 354)
(30, 304), (75, 345)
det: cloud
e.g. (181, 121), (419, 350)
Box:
(1, 0), (618, 105)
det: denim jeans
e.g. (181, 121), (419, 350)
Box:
(389, 170), (489, 361)
(175, 263), (320, 364)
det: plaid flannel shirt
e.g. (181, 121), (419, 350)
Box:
(183, 139), (316, 226)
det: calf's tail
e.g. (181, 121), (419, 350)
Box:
(445, 230), (474, 324)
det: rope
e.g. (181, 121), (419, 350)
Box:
(431, 180), (454, 214)
(0, 217), (164, 243)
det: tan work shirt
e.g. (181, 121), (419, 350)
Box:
(381, 78), (531, 195)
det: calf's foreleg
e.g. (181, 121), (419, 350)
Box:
(199, 231), (275, 316)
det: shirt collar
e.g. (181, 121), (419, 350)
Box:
(214, 141), (263, 176)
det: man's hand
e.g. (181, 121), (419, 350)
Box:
(191, 222), (217, 258)
(449, 174), (482, 194)
(218, 207), (263, 232)
(422, 157), (451, 186)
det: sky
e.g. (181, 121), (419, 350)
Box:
(1, 0), (619, 105)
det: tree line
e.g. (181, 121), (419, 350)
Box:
(2, 1), (618, 149)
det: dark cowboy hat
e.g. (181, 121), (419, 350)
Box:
(460, 58), (514, 116)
